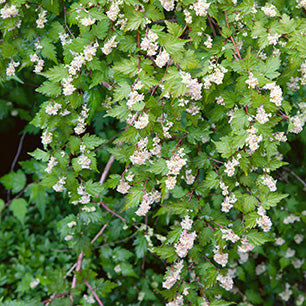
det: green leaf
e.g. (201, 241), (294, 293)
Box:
(133, 234), (148, 258)
(124, 188), (143, 210)
(28, 148), (50, 162)
(92, 20), (110, 40)
(0, 170), (26, 194)
(9, 198), (28, 224)
(0, 199), (4, 212)
(82, 134), (104, 149)
(154, 245), (177, 263)
(86, 179), (104, 196)
(148, 159), (168, 176)
(244, 212), (258, 229)
(120, 262), (138, 277)
(165, 21), (183, 39)
(198, 227), (213, 246)
(247, 230), (273, 245)
(40, 64), (68, 82)
(202, 171), (219, 190)
(36, 81), (61, 98)
(259, 192), (288, 210)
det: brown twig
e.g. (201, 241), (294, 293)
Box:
(84, 279), (104, 306)
(100, 201), (126, 222)
(42, 292), (70, 304)
(99, 156), (115, 185)
(91, 224), (107, 244)
(284, 167), (306, 188)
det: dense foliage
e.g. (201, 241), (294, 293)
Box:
(0, 0), (306, 305)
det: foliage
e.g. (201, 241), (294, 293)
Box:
(0, 0), (306, 305)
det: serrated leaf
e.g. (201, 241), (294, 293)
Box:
(36, 81), (61, 98)
(40, 65), (68, 82)
(28, 148), (50, 162)
(0, 170), (26, 194)
(82, 134), (104, 149)
(259, 192), (288, 210)
(9, 198), (28, 224)
(247, 230), (273, 245)
(148, 159), (168, 175)
(124, 188), (143, 210)
(133, 234), (148, 258)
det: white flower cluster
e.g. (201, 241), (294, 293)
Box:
(67, 221), (77, 228)
(220, 179), (229, 196)
(166, 148), (187, 190)
(255, 262), (266, 275)
(203, 60), (228, 89)
(174, 217), (196, 257)
(77, 185), (91, 204)
(136, 189), (161, 216)
(256, 206), (272, 232)
(130, 137), (150, 165)
(261, 4), (277, 17)
(286, 76), (300, 91)
(59, 32), (72, 46)
(106, 1), (122, 21)
(261, 174), (277, 192)
(246, 126), (263, 154)
(166, 295), (184, 306)
(30, 278), (40, 289)
(127, 90), (144, 109)
(221, 228), (240, 243)
(273, 131), (287, 142)
(296, 0), (306, 9)
(238, 235), (255, 253)
(162, 260), (184, 289)
(36, 9), (47, 28)
(78, 154), (91, 169)
(192, 0), (210, 17)
(285, 248), (295, 258)
(74, 104), (89, 135)
(102, 36), (118, 55)
(275, 237), (285, 245)
(215, 96), (225, 106)
(117, 179), (130, 194)
(224, 154), (241, 177)
(255, 105), (271, 124)
(183, 169), (195, 185)
(267, 33), (281, 45)
(53, 176), (66, 192)
(6, 59), (19, 77)
(160, 0), (175, 11)
(183, 9), (192, 24)
(292, 258), (304, 269)
(288, 115), (303, 134)
(45, 101), (61, 115)
(204, 35), (213, 48)
(294, 234), (303, 244)
(216, 273), (233, 291)
(80, 15), (96, 26)
(45, 156), (57, 174)
(84, 294), (95, 304)
(213, 245), (228, 267)
(180, 71), (203, 101)
(0, 4), (18, 19)
(62, 76), (76, 96)
(300, 60), (306, 85)
(221, 193), (237, 213)
(140, 30), (159, 56)
(262, 83), (282, 107)
(30, 53), (44, 73)
(156, 50), (170, 68)
(283, 214), (300, 224)
(150, 137), (162, 157)
(279, 283), (292, 302)
(245, 72), (258, 89)
(134, 113), (149, 129)
(41, 130), (53, 146)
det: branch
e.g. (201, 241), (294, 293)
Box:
(99, 156), (115, 185)
(100, 201), (126, 223)
(41, 292), (70, 304)
(84, 279), (104, 306)
(91, 224), (107, 244)
(71, 251), (84, 289)
(284, 167), (306, 189)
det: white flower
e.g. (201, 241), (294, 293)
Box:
(279, 283), (292, 302)
(193, 0), (211, 17)
(216, 273), (233, 291)
(204, 35), (213, 48)
(67, 221), (77, 228)
(160, 0), (175, 11)
(213, 246), (228, 267)
(285, 248), (295, 258)
(78, 155), (91, 169)
(45, 102), (62, 115)
(275, 237), (285, 246)
(117, 180), (130, 194)
(245, 72), (258, 89)
(102, 36), (118, 55)
(106, 2), (120, 21)
(294, 234), (303, 244)
(155, 50), (170, 68)
(30, 278), (40, 289)
(255, 262), (266, 275)
(84, 294), (95, 304)
(80, 15), (96, 26)
(261, 4), (277, 17)
(181, 215), (193, 230)
(162, 260), (184, 289)
(134, 113), (149, 129)
(64, 235), (73, 241)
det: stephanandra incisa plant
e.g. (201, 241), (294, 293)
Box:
(0, 0), (306, 305)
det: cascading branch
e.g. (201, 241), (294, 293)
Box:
(1, 0), (306, 304)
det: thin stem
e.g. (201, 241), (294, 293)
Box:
(71, 251), (84, 289)
(84, 279), (104, 306)
(91, 224), (107, 244)
(99, 156), (115, 185)
(41, 292), (70, 304)
(100, 201), (126, 223)
(284, 167), (306, 188)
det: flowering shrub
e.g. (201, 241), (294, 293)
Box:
(0, 0), (306, 305)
